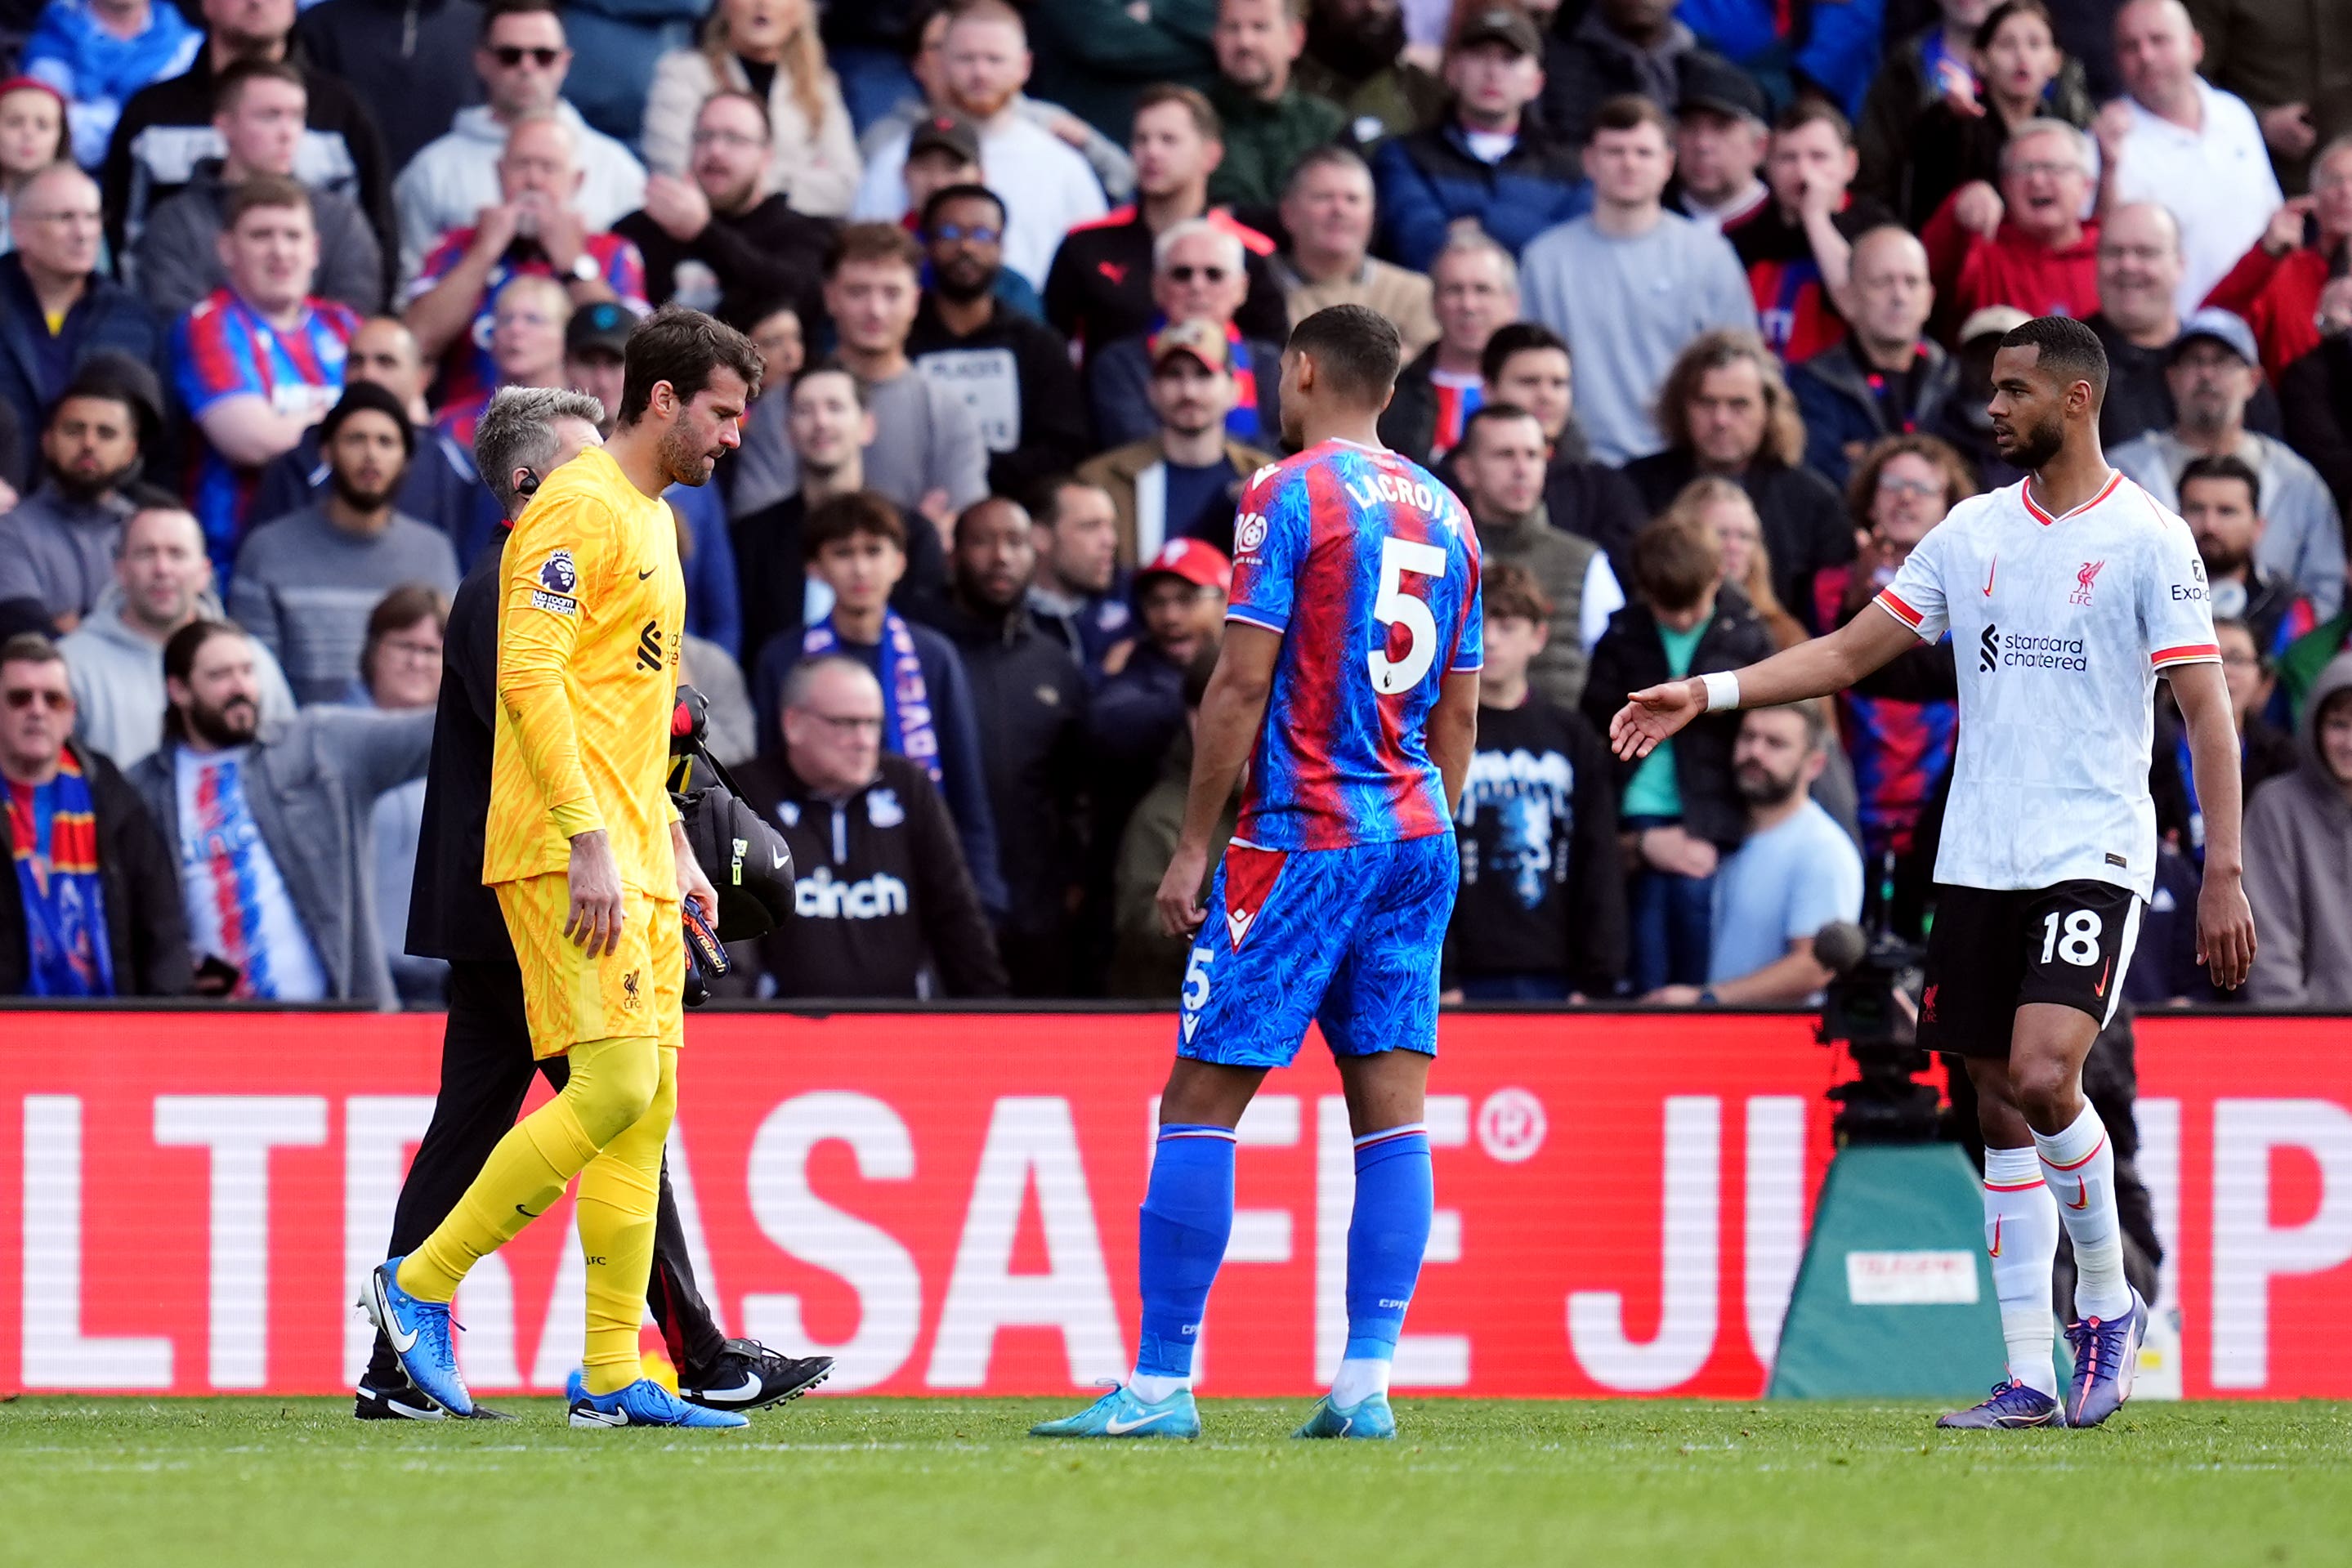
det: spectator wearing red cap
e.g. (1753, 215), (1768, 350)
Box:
(1086, 534), (1230, 860)
(1075, 316), (1275, 568)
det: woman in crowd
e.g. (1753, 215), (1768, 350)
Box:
(351, 584), (449, 1006)
(0, 77), (69, 252)
(642, 0), (861, 217)
(1674, 476), (1810, 652)
(1891, 0), (2093, 231)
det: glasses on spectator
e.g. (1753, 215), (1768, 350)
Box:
(2009, 159), (2081, 179)
(930, 222), (1001, 245)
(691, 127), (766, 150)
(2220, 650), (2262, 670)
(803, 712), (884, 736)
(381, 637), (443, 665)
(23, 208), (100, 228)
(2, 686), (70, 711)
(492, 45), (563, 68)
(1167, 265), (1228, 284)
(1876, 475), (1944, 499)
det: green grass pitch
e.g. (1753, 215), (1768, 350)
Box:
(6, 1396), (2350, 1566)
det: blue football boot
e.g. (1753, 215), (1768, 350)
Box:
(1293, 1392), (1397, 1440)
(567, 1372), (749, 1429)
(1028, 1384), (1201, 1439)
(358, 1258), (472, 1416)
(1935, 1380), (2062, 1429)
(2064, 1288), (2148, 1428)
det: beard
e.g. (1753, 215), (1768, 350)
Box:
(658, 421), (716, 487)
(186, 693), (258, 748)
(933, 256), (995, 304)
(2000, 409), (2066, 471)
(2198, 538), (2252, 579)
(49, 453), (137, 505)
(1735, 761), (1804, 806)
(1305, 4), (1406, 83)
(329, 470), (396, 513)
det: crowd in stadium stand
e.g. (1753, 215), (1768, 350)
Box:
(0, 0), (2348, 1011)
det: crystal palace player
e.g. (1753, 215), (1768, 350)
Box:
(1032, 305), (1483, 1443)
(1611, 316), (2256, 1431)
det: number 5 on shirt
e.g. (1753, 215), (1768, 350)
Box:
(1369, 536), (1449, 694)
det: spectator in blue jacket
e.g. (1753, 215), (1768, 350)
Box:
(1371, 7), (1589, 271)
(20, 0), (201, 169)
(0, 163), (169, 494)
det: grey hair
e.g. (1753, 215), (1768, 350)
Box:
(780, 652), (881, 713)
(501, 105), (578, 163)
(474, 386), (606, 518)
(1430, 228), (1518, 294)
(2001, 118), (2095, 176)
(1153, 216), (1247, 276)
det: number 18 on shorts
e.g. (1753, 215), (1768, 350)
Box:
(1918, 880), (2144, 1059)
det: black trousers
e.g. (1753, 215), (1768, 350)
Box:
(364, 958), (727, 1388)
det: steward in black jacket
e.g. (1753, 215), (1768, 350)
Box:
(0, 736), (189, 996)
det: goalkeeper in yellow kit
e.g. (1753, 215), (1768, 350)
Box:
(361, 306), (765, 1428)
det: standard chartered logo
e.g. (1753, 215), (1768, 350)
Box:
(1978, 622), (2088, 673)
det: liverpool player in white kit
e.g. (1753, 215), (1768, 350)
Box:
(1609, 317), (2256, 1429)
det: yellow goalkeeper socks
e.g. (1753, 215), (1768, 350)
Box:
(579, 1045), (677, 1396)
(396, 1034), (662, 1305)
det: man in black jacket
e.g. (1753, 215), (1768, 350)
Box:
(907, 185), (1093, 500)
(100, 0), (396, 264)
(1581, 513), (1771, 992)
(370, 385), (829, 1422)
(0, 634), (189, 998)
(935, 497), (1089, 996)
(610, 90), (832, 324)
(1625, 328), (1853, 614)
(736, 654), (1009, 1000)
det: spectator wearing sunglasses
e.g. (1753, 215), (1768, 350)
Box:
(0, 632), (190, 998)
(612, 89), (835, 316)
(1086, 217), (1283, 449)
(391, 0), (647, 285)
(906, 183), (1090, 499)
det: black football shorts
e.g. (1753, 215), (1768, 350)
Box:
(1917, 880), (2143, 1060)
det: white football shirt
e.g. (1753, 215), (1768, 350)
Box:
(1872, 471), (2219, 899)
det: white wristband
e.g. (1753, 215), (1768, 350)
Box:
(1701, 672), (1742, 713)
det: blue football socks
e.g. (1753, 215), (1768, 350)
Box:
(1334, 1124), (1433, 1405)
(1133, 1124), (1237, 1392)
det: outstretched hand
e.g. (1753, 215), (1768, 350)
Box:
(1609, 680), (1704, 762)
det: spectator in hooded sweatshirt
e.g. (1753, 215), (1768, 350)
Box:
(935, 496), (1089, 995)
(20, 0), (201, 170)
(2242, 652), (2352, 1007)
(56, 491), (297, 767)
(734, 653), (1009, 999)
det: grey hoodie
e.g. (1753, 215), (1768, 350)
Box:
(56, 584), (298, 769)
(2243, 652), (2352, 1007)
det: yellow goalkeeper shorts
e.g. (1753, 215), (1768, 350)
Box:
(494, 873), (684, 1058)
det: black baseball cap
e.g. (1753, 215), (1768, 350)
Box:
(1676, 53), (1768, 124)
(565, 299), (633, 360)
(1455, 6), (1541, 57)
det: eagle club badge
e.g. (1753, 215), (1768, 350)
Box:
(531, 548), (579, 614)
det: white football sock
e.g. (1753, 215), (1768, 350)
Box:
(2034, 1103), (2133, 1322)
(1329, 1356), (1392, 1409)
(1982, 1146), (2061, 1397)
(1127, 1371), (1187, 1404)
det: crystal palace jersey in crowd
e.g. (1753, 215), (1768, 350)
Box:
(1225, 439), (1483, 851)
(174, 288), (360, 575)
(405, 231), (650, 411)
(172, 746), (327, 1001)
(1871, 469), (2219, 899)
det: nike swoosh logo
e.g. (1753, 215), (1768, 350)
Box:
(1104, 1411), (1170, 1435)
(691, 1371), (764, 1404)
(2094, 957), (2111, 998)
(377, 1279), (419, 1353)
(1983, 556), (1997, 596)
(771, 847), (789, 869)
(638, 567), (658, 579)
(2065, 1177), (2090, 1211)
(1989, 1216), (2004, 1258)
(515, 1204), (541, 1218)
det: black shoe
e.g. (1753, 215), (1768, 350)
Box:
(678, 1340), (834, 1412)
(355, 1372), (514, 1421)
(354, 1374), (446, 1421)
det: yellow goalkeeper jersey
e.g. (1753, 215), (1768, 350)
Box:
(484, 444), (685, 900)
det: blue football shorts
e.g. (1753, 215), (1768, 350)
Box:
(1175, 833), (1458, 1069)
